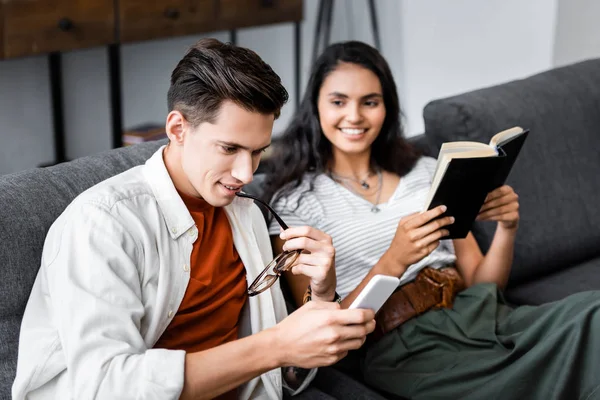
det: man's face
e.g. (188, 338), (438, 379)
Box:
(169, 101), (274, 207)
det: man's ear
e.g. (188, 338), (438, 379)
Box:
(165, 111), (187, 145)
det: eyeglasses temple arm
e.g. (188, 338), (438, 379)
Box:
(235, 192), (290, 230)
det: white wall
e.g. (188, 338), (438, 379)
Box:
(0, 55), (54, 174)
(397, 0), (558, 135)
(0, 0), (577, 175)
(553, 0), (600, 67)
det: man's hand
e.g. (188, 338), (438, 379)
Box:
(476, 185), (520, 231)
(377, 205), (454, 277)
(271, 301), (376, 369)
(280, 226), (336, 302)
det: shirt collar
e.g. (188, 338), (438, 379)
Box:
(142, 146), (253, 240)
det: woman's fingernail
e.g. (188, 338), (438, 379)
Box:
(441, 205), (447, 212)
(450, 217), (455, 223)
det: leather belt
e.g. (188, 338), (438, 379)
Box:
(371, 265), (465, 341)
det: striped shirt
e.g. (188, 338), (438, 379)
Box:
(269, 156), (456, 299)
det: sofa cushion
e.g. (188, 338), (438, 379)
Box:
(422, 59), (600, 286)
(0, 140), (165, 398)
(504, 256), (600, 306)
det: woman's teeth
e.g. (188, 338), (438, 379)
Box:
(340, 128), (366, 135)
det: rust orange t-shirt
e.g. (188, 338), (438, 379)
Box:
(154, 190), (248, 399)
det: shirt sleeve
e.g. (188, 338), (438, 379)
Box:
(268, 179), (324, 238)
(45, 201), (185, 399)
(419, 156), (438, 183)
(268, 202), (311, 237)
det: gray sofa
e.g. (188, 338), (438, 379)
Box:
(422, 58), (600, 306)
(2, 57), (600, 398)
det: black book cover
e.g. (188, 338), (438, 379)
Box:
(427, 129), (529, 239)
(489, 129), (529, 189)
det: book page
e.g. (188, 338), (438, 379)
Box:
(432, 142), (498, 183)
(439, 141), (491, 151)
(489, 126), (524, 149)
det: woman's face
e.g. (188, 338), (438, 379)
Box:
(317, 62), (386, 158)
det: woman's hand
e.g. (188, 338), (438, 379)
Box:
(280, 226), (336, 302)
(377, 205), (454, 277)
(476, 185), (520, 231)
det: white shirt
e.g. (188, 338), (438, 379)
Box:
(269, 157), (457, 299)
(13, 146), (314, 400)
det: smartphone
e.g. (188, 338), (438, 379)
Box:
(348, 274), (400, 312)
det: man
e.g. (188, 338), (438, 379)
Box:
(12, 39), (375, 399)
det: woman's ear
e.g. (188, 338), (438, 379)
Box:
(165, 111), (187, 145)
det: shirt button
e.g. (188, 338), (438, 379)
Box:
(168, 310), (174, 318)
(183, 264), (190, 272)
(171, 227), (177, 234)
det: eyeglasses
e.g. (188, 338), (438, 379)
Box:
(235, 191), (301, 296)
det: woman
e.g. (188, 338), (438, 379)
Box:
(262, 41), (600, 400)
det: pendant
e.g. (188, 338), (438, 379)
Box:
(371, 206), (380, 213)
(361, 181), (370, 189)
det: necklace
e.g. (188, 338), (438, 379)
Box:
(370, 170), (383, 213)
(329, 169), (374, 189)
(329, 168), (383, 213)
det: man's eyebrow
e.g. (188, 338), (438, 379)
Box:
(327, 92), (383, 100)
(217, 141), (271, 152)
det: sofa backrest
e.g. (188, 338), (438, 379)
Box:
(422, 58), (600, 285)
(0, 140), (165, 398)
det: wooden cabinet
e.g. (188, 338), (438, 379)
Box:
(119, 0), (218, 43)
(219, 0), (303, 30)
(0, 4), (3, 59)
(1, 0), (115, 59)
(0, 0), (304, 59)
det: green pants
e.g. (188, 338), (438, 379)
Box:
(363, 283), (600, 400)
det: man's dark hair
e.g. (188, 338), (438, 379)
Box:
(167, 38), (288, 125)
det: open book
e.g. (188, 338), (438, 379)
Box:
(423, 126), (529, 239)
